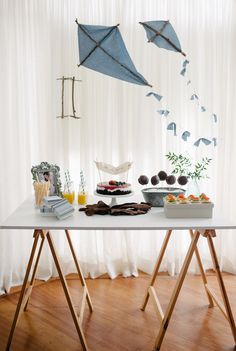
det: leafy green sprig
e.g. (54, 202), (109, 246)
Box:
(165, 152), (212, 180)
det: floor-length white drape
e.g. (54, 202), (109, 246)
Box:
(0, 0), (236, 294)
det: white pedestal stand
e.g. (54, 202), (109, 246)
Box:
(94, 191), (134, 206)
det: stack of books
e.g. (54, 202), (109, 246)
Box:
(40, 196), (75, 220)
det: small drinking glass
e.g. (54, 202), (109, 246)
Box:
(63, 182), (75, 204)
(78, 184), (87, 205)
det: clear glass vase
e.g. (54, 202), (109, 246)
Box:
(186, 178), (200, 197)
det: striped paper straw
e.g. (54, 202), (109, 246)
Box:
(65, 171), (71, 193)
(80, 170), (85, 194)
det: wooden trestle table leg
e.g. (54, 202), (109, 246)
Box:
(189, 229), (214, 307)
(141, 228), (236, 350)
(154, 230), (200, 350)
(206, 230), (236, 344)
(141, 230), (172, 311)
(24, 230), (46, 311)
(46, 231), (88, 351)
(6, 229), (90, 351)
(6, 230), (43, 350)
(65, 230), (93, 313)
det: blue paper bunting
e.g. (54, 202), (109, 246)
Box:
(212, 114), (217, 123)
(182, 59), (190, 68)
(201, 106), (206, 112)
(187, 80), (191, 85)
(157, 109), (170, 117)
(190, 94), (199, 101)
(194, 138), (211, 147)
(183, 60), (189, 68)
(212, 137), (217, 146)
(182, 131), (191, 141)
(146, 91), (163, 101)
(180, 60), (189, 76)
(167, 122), (177, 136)
(180, 68), (186, 76)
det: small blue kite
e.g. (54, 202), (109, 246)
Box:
(140, 20), (186, 56)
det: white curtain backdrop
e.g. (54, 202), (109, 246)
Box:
(1, 0), (236, 294)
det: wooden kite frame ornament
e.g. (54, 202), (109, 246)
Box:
(57, 76), (81, 119)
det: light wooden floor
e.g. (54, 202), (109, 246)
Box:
(0, 273), (236, 351)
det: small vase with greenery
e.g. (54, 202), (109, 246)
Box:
(165, 152), (212, 196)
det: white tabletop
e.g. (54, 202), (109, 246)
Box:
(0, 197), (236, 231)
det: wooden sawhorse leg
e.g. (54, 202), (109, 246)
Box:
(141, 229), (213, 311)
(189, 229), (214, 307)
(65, 230), (93, 321)
(141, 230), (172, 311)
(141, 229), (236, 350)
(205, 230), (236, 344)
(6, 229), (93, 351)
(46, 231), (88, 350)
(6, 230), (41, 350)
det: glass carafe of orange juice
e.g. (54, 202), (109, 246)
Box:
(78, 184), (87, 205)
(63, 182), (75, 204)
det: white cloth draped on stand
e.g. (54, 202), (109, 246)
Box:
(0, 0), (236, 294)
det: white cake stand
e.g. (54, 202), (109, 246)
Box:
(94, 191), (134, 206)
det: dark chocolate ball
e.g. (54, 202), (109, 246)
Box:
(166, 175), (176, 185)
(151, 175), (160, 186)
(138, 175), (149, 185)
(158, 170), (167, 181)
(177, 175), (188, 186)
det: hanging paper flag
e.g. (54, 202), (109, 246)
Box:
(201, 106), (206, 112)
(157, 109), (170, 117)
(212, 114), (218, 123)
(146, 91), (163, 101)
(180, 59), (190, 76)
(180, 68), (186, 76)
(187, 80), (191, 85)
(194, 138), (211, 147)
(182, 59), (189, 68)
(182, 131), (191, 141)
(76, 20), (151, 86)
(140, 20), (186, 56)
(212, 137), (217, 147)
(167, 122), (177, 136)
(190, 94), (199, 101)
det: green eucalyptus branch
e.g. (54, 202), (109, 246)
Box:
(165, 152), (212, 180)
